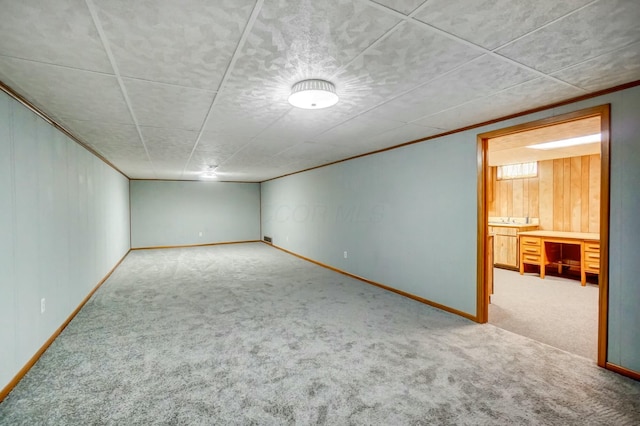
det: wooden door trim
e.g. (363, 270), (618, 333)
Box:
(476, 104), (611, 369)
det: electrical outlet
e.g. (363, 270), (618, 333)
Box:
(199, 231), (203, 237)
(344, 251), (348, 259)
(286, 236), (289, 242)
(40, 298), (46, 314)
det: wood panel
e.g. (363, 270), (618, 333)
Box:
(589, 154), (601, 233)
(563, 158), (571, 231)
(553, 159), (564, 230)
(489, 154), (600, 232)
(570, 156), (582, 232)
(539, 160), (553, 229)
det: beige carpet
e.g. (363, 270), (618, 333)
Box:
(489, 267), (598, 360)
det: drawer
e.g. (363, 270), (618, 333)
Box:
(521, 236), (541, 246)
(522, 254), (541, 264)
(584, 251), (600, 261)
(585, 261), (600, 272)
(521, 245), (541, 255)
(584, 242), (600, 251)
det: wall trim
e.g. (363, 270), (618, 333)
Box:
(0, 80), (129, 180)
(0, 250), (131, 403)
(130, 240), (261, 250)
(261, 80), (640, 184)
(267, 242), (477, 322)
(129, 178), (261, 183)
(605, 363), (640, 382)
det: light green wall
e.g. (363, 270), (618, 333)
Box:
(0, 91), (130, 390)
(261, 85), (640, 373)
(130, 180), (261, 248)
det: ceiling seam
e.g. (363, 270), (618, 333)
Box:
(403, 76), (568, 128)
(408, 19), (587, 93)
(189, 0), (409, 175)
(306, 0), (588, 144)
(363, 0), (587, 93)
(240, 3), (415, 163)
(84, 0), (157, 178)
(0, 54), (116, 77)
(490, 0), (601, 52)
(306, 54), (487, 141)
(180, 0), (265, 178)
(328, 21), (407, 80)
(548, 39), (640, 77)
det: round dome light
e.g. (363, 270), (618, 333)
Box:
(288, 79), (339, 109)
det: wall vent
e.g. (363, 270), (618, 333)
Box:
(263, 236), (273, 243)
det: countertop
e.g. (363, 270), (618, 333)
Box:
(488, 223), (539, 229)
(518, 230), (600, 240)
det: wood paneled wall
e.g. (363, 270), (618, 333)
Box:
(488, 154), (600, 232)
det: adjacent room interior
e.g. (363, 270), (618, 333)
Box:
(1, 1), (639, 424)
(485, 114), (603, 361)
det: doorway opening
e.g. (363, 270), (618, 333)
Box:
(476, 105), (610, 366)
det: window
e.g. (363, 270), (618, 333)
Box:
(497, 162), (537, 180)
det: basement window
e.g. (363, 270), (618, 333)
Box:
(497, 161), (538, 180)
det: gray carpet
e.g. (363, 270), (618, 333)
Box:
(1, 243), (639, 425)
(489, 268), (599, 360)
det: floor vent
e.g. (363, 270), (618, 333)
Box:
(263, 236), (273, 243)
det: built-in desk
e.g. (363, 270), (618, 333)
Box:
(518, 230), (600, 286)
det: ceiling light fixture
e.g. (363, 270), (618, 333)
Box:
(200, 165), (218, 180)
(288, 79), (339, 109)
(526, 133), (601, 150)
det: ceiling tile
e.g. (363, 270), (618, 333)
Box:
(312, 115), (405, 145)
(59, 119), (147, 162)
(115, 159), (156, 179)
(234, 0), (399, 82)
(0, 0), (112, 72)
(147, 161), (187, 175)
(414, 0), (593, 50)
(96, 144), (149, 162)
(196, 131), (252, 155)
(552, 43), (640, 92)
(256, 107), (347, 142)
(365, 54), (537, 123)
(334, 21), (482, 111)
(236, 138), (300, 157)
(188, 149), (234, 169)
(496, 0), (640, 74)
(94, 0), (255, 89)
(203, 93), (292, 138)
(277, 142), (340, 162)
(123, 78), (214, 130)
(140, 127), (199, 162)
(203, 111), (272, 139)
(60, 119), (140, 148)
(415, 78), (583, 130)
(210, 0), (401, 123)
(351, 122), (441, 151)
(0, 57), (132, 124)
(371, 0), (426, 15)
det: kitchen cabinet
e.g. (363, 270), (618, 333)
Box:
(488, 223), (539, 269)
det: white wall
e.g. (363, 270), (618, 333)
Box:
(0, 91), (130, 391)
(261, 85), (640, 373)
(130, 180), (260, 248)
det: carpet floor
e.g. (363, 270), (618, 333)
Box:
(1, 243), (639, 425)
(489, 268), (598, 360)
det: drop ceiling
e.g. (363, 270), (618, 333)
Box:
(0, 0), (638, 182)
(488, 116), (602, 166)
